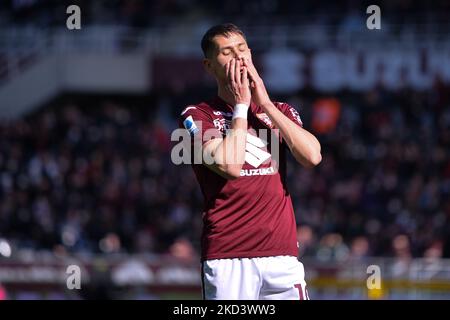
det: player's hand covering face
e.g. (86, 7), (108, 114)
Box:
(207, 33), (251, 83)
(224, 58), (251, 106)
(242, 57), (271, 106)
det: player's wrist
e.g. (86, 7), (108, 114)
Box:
(232, 103), (249, 120)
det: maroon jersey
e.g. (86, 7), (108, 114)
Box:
(179, 96), (304, 261)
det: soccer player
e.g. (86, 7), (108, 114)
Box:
(179, 23), (322, 300)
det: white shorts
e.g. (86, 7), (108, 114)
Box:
(201, 255), (309, 300)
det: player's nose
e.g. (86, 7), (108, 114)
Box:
(232, 49), (243, 60)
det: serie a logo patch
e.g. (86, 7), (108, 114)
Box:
(183, 115), (199, 135)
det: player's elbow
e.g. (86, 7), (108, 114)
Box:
(214, 164), (242, 180)
(311, 152), (322, 166)
(225, 166), (242, 180)
(303, 141), (322, 168)
(296, 150), (322, 168)
(304, 152), (322, 168)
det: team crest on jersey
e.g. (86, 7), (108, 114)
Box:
(213, 118), (231, 132)
(256, 113), (274, 129)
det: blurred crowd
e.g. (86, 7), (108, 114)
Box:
(0, 95), (196, 258)
(1, 0), (449, 28)
(0, 84), (449, 262)
(292, 84), (450, 262)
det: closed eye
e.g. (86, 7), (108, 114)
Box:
(220, 43), (247, 55)
(238, 44), (247, 51)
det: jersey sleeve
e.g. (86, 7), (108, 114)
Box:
(275, 102), (304, 128)
(273, 102), (304, 147)
(178, 105), (222, 146)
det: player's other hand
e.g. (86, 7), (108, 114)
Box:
(243, 57), (271, 107)
(225, 58), (251, 106)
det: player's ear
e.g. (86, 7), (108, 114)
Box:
(203, 58), (213, 75)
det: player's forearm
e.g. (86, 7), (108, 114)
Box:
(211, 118), (247, 178)
(261, 102), (322, 168)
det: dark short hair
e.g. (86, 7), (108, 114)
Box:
(201, 23), (246, 58)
